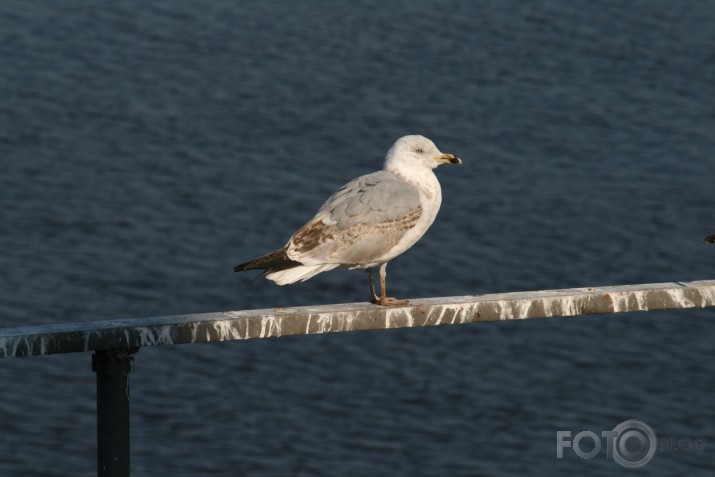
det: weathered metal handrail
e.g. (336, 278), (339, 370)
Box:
(3, 280), (715, 359)
(2, 280), (715, 476)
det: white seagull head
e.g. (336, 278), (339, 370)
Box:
(384, 135), (462, 173)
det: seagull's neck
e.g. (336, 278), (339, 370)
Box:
(385, 164), (442, 200)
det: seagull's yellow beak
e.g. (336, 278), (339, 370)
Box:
(433, 153), (462, 165)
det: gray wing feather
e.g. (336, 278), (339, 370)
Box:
(288, 171), (422, 265)
(320, 171), (419, 224)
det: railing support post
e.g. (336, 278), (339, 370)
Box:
(92, 348), (138, 477)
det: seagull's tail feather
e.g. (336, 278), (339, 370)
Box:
(265, 264), (339, 285)
(705, 234), (715, 243)
(233, 248), (301, 273)
(234, 248), (338, 285)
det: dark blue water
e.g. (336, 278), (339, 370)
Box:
(2, 1), (715, 475)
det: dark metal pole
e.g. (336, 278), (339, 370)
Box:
(92, 348), (138, 477)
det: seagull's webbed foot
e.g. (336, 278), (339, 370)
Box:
(369, 262), (410, 306)
(373, 296), (410, 307)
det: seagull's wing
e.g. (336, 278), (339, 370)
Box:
(286, 171), (423, 266)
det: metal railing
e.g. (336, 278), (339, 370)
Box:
(2, 279), (715, 476)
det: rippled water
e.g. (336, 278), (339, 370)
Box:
(1, 1), (715, 475)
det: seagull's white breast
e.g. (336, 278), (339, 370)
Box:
(372, 167), (443, 264)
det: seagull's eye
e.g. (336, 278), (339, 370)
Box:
(415, 148), (423, 154)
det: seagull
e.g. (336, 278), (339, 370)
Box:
(234, 135), (462, 306)
(705, 234), (715, 243)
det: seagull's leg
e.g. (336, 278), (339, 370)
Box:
(367, 267), (380, 304)
(377, 262), (409, 307)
